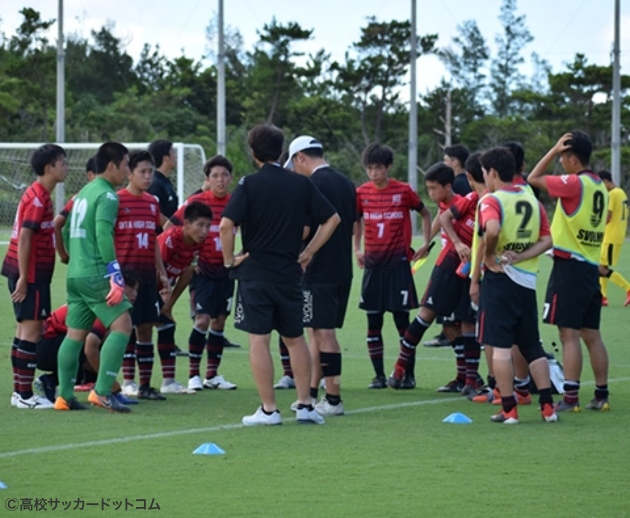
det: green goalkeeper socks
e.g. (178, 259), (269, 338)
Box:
(58, 337), (84, 401)
(95, 331), (130, 396)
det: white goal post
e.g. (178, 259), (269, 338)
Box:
(0, 142), (207, 224)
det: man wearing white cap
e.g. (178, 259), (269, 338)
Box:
(284, 136), (356, 416)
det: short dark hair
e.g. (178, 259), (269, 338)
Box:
(95, 142), (129, 174)
(424, 162), (455, 187)
(247, 125), (283, 163)
(444, 144), (470, 167)
(148, 139), (173, 168)
(85, 156), (96, 175)
(361, 143), (394, 168)
(564, 130), (592, 165)
(300, 147), (324, 159)
(480, 147), (515, 183)
(203, 155), (233, 176)
(121, 267), (139, 289)
(184, 200), (213, 222)
(30, 144), (66, 176)
(598, 169), (613, 182)
(129, 150), (154, 172)
(503, 141), (525, 172)
(465, 152), (484, 184)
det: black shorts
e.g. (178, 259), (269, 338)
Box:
(7, 279), (51, 322)
(190, 273), (235, 318)
(421, 264), (472, 322)
(478, 271), (540, 349)
(303, 279), (352, 329)
(36, 334), (87, 373)
(132, 282), (162, 326)
(234, 280), (303, 338)
(359, 266), (418, 313)
(543, 257), (601, 330)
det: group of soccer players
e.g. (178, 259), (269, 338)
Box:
(2, 127), (626, 424)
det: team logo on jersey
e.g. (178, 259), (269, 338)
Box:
(124, 207), (131, 213)
(166, 236), (173, 249)
(392, 194), (402, 205)
(106, 192), (117, 201)
(561, 175), (569, 185)
(33, 197), (43, 208)
(480, 202), (489, 212)
(150, 204), (156, 214)
(302, 290), (313, 324)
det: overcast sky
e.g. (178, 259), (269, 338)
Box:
(3, 0), (629, 94)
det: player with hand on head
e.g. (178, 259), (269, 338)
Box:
(55, 141), (134, 413)
(2, 144), (68, 409)
(528, 130), (611, 413)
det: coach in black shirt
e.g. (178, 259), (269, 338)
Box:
(220, 124), (340, 426)
(148, 139), (178, 229)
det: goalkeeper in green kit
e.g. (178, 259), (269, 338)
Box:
(54, 142), (134, 413)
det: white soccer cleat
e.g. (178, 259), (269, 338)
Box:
(296, 406), (325, 424)
(160, 379), (196, 394)
(242, 406), (282, 426)
(203, 375), (237, 390)
(15, 394), (54, 409)
(10, 392), (19, 407)
(121, 381), (139, 397)
(315, 397), (345, 416)
(188, 375), (204, 391)
(319, 378), (326, 390)
(273, 375), (295, 390)
(290, 398), (317, 412)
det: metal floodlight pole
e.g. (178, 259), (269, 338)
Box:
(409, 0), (418, 234)
(611, 0), (621, 186)
(217, 0), (226, 156)
(55, 0), (65, 213)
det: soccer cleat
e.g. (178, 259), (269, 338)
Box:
(554, 399), (581, 413)
(121, 381), (139, 397)
(15, 394), (54, 409)
(113, 392), (138, 405)
(296, 406), (325, 424)
(188, 375), (204, 391)
(315, 397), (345, 416)
(387, 368), (404, 390)
(516, 393), (532, 405)
(290, 398), (317, 412)
(624, 291), (630, 307)
(222, 336), (241, 348)
(10, 392), (19, 407)
(585, 398), (610, 411)
(436, 379), (465, 393)
(88, 390), (131, 413)
(601, 297), (609, 307)
(203, 375), (237, 390)
(242, 406), (282, 426)
(368, 376), (388, 389)
(74, 382), (95, 392)
(400, 375), (416, 390)
(161, 379), (196, 394)
(490, 407), (519, 424)
(174, 345), (189, 357)
(273, 375), (296, 390)
(54, 396), (89, 411)
(138, 386), (167, 401)
(423, 334), (451, 348)
(34, 374), (57, 403)
(461, 384), (478, 398)
(472, 387), (499, 403)
(541, 402), (559, 422)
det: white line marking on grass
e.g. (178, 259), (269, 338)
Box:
(0, 397), (462, 459)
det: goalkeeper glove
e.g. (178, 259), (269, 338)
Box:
(104, 260), (125, 306)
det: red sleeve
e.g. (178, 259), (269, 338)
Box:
(450, 195), (473, 221)
(60, 197), (74, 218)
(479, 196), (501, 230)
(158, 230), (173, 264)
(22, 193), (45, 230)
(170, 205), (185, 226)
(406, 186), (424, 211)
(539, 202), (551, 237)
(545, 175), (582, 199)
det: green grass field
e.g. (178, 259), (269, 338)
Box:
(1, 238), (629, 517)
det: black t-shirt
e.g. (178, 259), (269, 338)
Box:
(222, 163), (336, 284)
(303, 166), (356, 283)
(148, 170), (179, 218)
(452, 173), (472, 196)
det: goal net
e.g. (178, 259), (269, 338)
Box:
(0, 142), (207, 228)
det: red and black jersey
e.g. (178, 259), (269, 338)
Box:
(1, 181), (55, 283)
(435, 192), (478, 269)
(43, 304), (106, 340)
(59, 196), (75, 219)
(356, 179), (424, 269)
(158, 226), (202, 286)
(115, 189), (161, 283)
(170, 191), (230, 279)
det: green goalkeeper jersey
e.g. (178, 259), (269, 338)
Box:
(65, 176), (119, 279)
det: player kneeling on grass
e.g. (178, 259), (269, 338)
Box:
(476, 147), (558, 424)
(55, 142), (135, 413)
(36, 269), (140, 407)
(157, 201), (213, 393)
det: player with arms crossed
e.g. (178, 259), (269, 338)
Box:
(355, 143), (432, 389)
(528, 131), (611, 412)
(55, 142), (134, 413)
(477, 147), (558, 424)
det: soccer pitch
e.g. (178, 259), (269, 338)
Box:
(1, 238), (629, 517)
